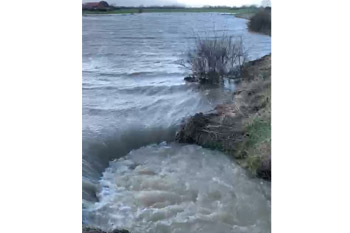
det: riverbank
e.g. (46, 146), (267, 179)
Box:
(234, 12), (256, 20)
(176, 54), (271, 180)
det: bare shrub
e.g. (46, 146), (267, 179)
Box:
(180, 35), (247, 85)
(248, 10), (271, 35)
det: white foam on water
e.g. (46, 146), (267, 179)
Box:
(85, 143), (270, 233)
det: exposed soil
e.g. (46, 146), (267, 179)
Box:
(176, 55), (271, 180)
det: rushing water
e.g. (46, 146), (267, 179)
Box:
(85, 143), (271, 233)
(83, 13), (271, 233)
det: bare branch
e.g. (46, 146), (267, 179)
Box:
(180, 34), (248, 85)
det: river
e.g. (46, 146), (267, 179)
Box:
(83, 12), (271, 233)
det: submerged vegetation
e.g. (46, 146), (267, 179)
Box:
(181, 35), (247, 85)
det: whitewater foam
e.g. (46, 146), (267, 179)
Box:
(84, 143), (270, 233)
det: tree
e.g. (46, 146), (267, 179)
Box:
(261, 0), (271, 8)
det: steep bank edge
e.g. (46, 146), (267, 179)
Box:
(176, 54), (271, 180)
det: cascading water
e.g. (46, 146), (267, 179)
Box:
(84, 143), (270, 233)
(83, 12), (271, 232)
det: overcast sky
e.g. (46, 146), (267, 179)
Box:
(82, 0), (264, 7)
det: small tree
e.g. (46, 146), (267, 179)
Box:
(261, 0), (271, 8)
(138, 5), (144, 13)
(248, 10), (271, 35)
(180, 35), (247, 85)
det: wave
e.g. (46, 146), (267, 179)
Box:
(82, 127), (178, 203)
(83, 84), (190, 96)
(83, 70), (183, 77)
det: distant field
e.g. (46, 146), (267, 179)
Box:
(82, 7), (259, 16)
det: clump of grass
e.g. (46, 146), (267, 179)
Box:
(246, 119), (271, 147)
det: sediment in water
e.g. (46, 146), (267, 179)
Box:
(84, 143), (271, 233)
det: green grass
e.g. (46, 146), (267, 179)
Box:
(246, 119), (271, 148)
(234, 117), (270, 176)
(82, 8), (259, 15)
(233, 75), (271, 176)
(239, 101), (271, 174)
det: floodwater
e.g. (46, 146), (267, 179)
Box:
(83, 13), (271, 233)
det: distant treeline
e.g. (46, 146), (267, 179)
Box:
(82, 5), (270, 14)
(111, 5), (261, 10)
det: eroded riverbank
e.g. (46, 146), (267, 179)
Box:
(176, 55), (271, 180)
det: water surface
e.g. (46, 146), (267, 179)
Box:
(85, 143), (271, 233)
(83, 13), (271, 233)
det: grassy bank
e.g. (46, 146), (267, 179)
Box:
(233, 56), (271, 178)
(82, 7), (260, 15)
(176, 55), (271, 180)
